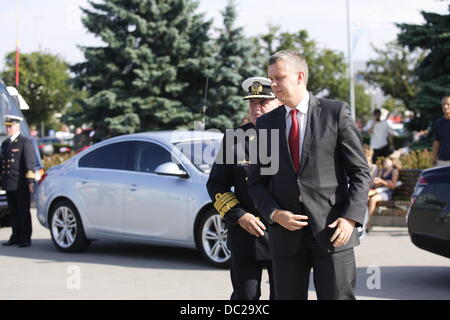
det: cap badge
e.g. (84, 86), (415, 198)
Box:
(250, 81), (263, 95)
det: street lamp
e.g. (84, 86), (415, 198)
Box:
(346, 0), (356, 121)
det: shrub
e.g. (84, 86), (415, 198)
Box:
(42, 152), (75, 171)
(398, 149), (433, 170)
(376, 148), (433, 170)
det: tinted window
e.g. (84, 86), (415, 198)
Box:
(79, 142), (130, 170)
(414, 183), (450, 211)
(131, 141), (173, 173)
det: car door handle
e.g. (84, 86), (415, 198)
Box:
(80, 179), (89, 185)
(129, 184), (138, 191)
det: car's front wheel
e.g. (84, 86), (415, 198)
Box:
(196, 209), (231, 268)
(49, 200), (90, 253)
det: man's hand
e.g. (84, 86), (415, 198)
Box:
(328, 217), (356, 248)
(28, 183), (34, 193)
(238, 213), (266, 237)
(272, 210), (308, 231)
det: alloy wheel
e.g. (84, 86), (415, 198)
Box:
(201, 214), (230, 264)
(51, 206), (78, 248)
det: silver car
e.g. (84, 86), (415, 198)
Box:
(36, 131), (231, 267)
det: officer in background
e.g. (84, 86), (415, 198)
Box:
(207, 77), (281, 299)
(1, 115), (36, 247)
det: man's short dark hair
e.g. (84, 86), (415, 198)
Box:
(268, 50), (309, 85)
(373, 109), (381, 115)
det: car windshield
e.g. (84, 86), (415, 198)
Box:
(174, 139), (221, 174)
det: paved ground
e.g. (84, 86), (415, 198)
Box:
(0, 209), (448, 300)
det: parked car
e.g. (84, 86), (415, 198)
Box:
(407, 165), (450, 258)
(0, 80), (43, 227)
(35, 131), (231, 267)
(37, 136), (72, 156)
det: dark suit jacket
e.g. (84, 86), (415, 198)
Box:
(0, 134), (36, 191)
(207, 122), (271, 260)
(248, 94), (370, 257)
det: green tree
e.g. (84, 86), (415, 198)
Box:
(1, 51), (79, 132)
(397, 6), (450, 121)
(360, 41), (424, 113)
(72, 0), (215, 139)
(206, 0), (260, 130)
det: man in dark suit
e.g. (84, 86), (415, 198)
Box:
(248, 50), (370, 300)
(1, 115), (36, 248)
(207, 77), (280, 300)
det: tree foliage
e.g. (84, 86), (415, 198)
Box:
(1, 51), (79, 131)
(72, 0), (215, 138)
(205, 0), (260, 130)
(397, 6), (450, 120)
(72, 1), (372, 136)
(360, 41), (424, 113)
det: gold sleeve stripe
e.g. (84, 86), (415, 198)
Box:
(214, 193), (235, 209)
(214, 192), (240, 217)
(26, 170), (36, 179)
(218, 200), (240, 217)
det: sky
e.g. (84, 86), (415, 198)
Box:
(0, 0), (448, 73)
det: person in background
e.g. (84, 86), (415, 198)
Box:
(1, 115), (36, 248)
(363, 109), (398, 163)
(29, 126), (39, 138)
(72, 127), (85, 150)
(432, 96), (450, 167)
(363, 144), (378, 181)
(366, 157), (401, 232)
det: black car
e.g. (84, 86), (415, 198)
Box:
(407, 165), (450, 258)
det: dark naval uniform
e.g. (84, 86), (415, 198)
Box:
(1, 133), (36, 246)
(207, 122), (274, 300)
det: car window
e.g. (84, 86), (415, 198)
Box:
(79, 141), (130, 170)
(174, 139), (221, 174)
(131, 141), (173, 173)
(414, 183), (450, 211)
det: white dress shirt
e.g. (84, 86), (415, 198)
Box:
(285, 92), (309, 162)
(10, 132), (21, 143)
(269, 93), (309, 222)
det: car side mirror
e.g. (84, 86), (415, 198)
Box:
(154, 162), (189, 178)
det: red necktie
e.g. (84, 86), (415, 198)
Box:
(289, 109), (300, 173)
